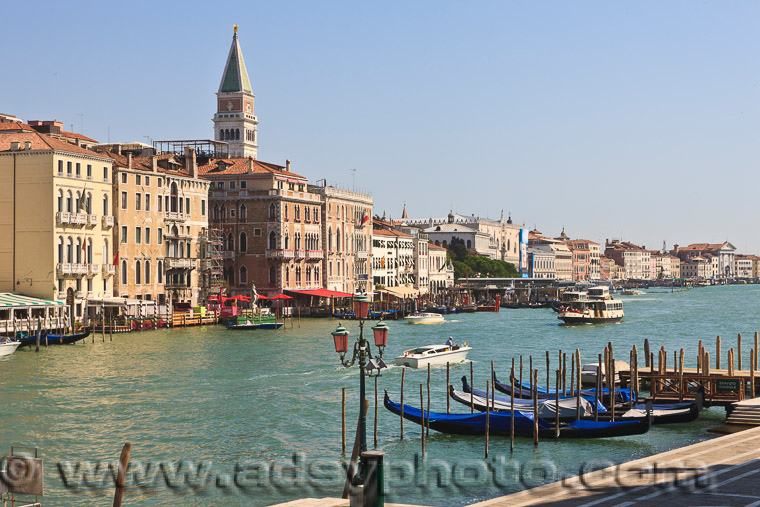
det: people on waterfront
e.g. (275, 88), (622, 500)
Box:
(446, 336), (454, 347)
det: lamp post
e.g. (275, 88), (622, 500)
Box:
(332, 294), (389, 487)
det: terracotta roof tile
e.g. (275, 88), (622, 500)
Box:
(197, 157), (306, 179)
(0, 129), (110, 158)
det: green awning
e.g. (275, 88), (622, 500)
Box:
(0, 293), (63, 307)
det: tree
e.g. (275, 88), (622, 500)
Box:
(448, 237), (468, 262)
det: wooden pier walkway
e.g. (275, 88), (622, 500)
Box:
(470, 425), (760, 507)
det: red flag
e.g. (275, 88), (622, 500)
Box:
(359, 211), (369, 227)
(113, 251), (119, 266)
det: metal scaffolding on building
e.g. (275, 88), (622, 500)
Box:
(199, 227), (225, 304)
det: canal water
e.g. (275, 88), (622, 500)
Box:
(0, 285), (757, 506)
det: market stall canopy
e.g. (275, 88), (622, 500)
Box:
(380, 286), (420, 298)
(287, 289), (355, 298)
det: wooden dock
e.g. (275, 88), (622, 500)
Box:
(470, 425), (760, 507)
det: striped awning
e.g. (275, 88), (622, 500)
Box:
(0, 293), (64, 307)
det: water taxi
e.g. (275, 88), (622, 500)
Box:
(558, 299), (624, 324)
(404, 312), (445, 325)
(394, 344), (471, 368)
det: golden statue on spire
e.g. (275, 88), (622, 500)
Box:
(234, 24), (238, 35)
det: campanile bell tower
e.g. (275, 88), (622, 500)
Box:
(213, 25), (258, 158)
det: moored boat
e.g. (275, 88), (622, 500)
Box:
(394, 344), (471, 368)
(404, 312), (445, 325)
(580, 360), (630, 386)
(0, 338), (21, 357)
(17, 330), (91, 347)
(384, 392), (651, 439)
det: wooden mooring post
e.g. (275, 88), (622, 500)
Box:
(112, 443), (131, 507)
(420, 384), (425, 456)
(446, 362), (450, 414)
(644, 339), (650, 367)
(570, 352), (575, 397)
(738, 333), (743, 371)
(679, 348), (685, 401)
(595, 353), (602, 420)
(470, 361), (474, 413)
(750, 350), (756, 399)
(519, 355), (523, 398)
(485, 380), (490, 458)
(575, 349), (581, 419)
(697, 340), (703, 374)
(532, 370), (539, 447)
(555, 369), (560, 440)
(546, 350), (550, 393)
(510, 358), (515, 453)
(755, 331), (759, 370)
(426, 364), (431, 439)
(341, 387), (346, 454)
(400, 368), (405, 440)
(716, 335), (721, 370)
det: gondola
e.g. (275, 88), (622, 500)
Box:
(493, 373), (634, 405)
(17, 330), (91, 347)
(459, 376), (604, 412)
(449, 385), (596, 420)
(384, 392), (652, 439)
(601, 399), (701, 425)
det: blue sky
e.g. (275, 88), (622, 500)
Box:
(4, 1), (760, 253)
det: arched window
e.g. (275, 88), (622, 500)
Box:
(285, 266), (290, 283)
(240, 204), (246, 219)
(269, 266), (276, 284)
(219, 130), (224, 141)
(239, 266), (247, 285)
(157, 261), (163, 284)
(76, 238), (82, 264)
(66, 238), (73, 263)
(66, 191), (73, 213)
(466, 240), (472, 249)
(328, 227), (332, 250)
(269, 231), (276, 250)
(315, 268), (320, 282)
(57, 191), (63, 213)
(336, 228), (341, 251)
(135, 261), (141, 284)
(239, 232), (247, 253)
(284, 234), (289, 249)
(235, 128), (240, 140)
(507, 239), (511, 251)
(170, 182), (178, 212)
(103, 194), (109, 216)
(121, 260), (127, 284)
(86, 192), (92, 214)
(145, 261), (151, 285)
(103, 240), (108, 267)
(58, 237), (64, 263)
(296, 266), (301, 283)
(87, 239), (92, 264)
(268, 203), (275, 218)
(227, 233), (234, 251)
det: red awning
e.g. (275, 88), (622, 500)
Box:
(287, 289), (355, 298)
(269, 294), (293, 300)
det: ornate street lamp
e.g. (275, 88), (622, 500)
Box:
(331, 294), (388, 488)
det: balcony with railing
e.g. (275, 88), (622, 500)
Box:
(222, 250), (235, 259)
(305, 250), (324, 260)
(164, 211), (186, 222)
(356, 251), (368, 259)
(165, 258), (195, 270)
(265, 249), (295, 260)
(56, 263), (88, 276)
(102, 215), (114, 228)
(294, 249), (306, 259)
(102, 264), (115, 276)
(75, 291), (84, 299)
(87, 214), (99, 227)
(87, 264), (99, 276)
(56, 212), (88, 226)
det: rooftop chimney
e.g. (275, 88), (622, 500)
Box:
(10, 141), (19, 151)
(127, 153), (132, 169)
(24, 140), (32, 150)
(27, 120), (62, 135)
(184, 147), (197, 179)
(286, 159), (291, 172)
(151, 156), (157, 172)
(248, 157), (254, 174)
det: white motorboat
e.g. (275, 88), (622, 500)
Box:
(0, 339), (21, 357)
(394, 344), (471, 368)
(621, 289), (645, 296)
(404, 312), (445, 325)
(580, 360), (630, 386)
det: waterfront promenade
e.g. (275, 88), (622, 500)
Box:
(273, 426), (760, 506)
